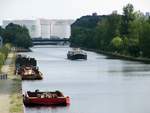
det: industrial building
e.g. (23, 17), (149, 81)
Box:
(2, 19), (74, 39)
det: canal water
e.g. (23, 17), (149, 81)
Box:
(22, 46), (150, 113)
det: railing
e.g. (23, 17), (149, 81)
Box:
(32, 38), (70, 45)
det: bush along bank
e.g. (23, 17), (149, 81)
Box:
(0, 43), (11, 70)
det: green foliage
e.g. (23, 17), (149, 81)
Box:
(70, 27), (96, 48)
(127, 39), (140, 56)
(1, 23), (32, 49)
(4, 43), (12, 50)
(0, 52), (5, 66)
(0, 44), (10, 68)
(70, 3), (150, 58)
(15, 31), (32, 48)
(139, 21), (150, 57)
(0, 26), (5, 37)
(96, 14), (121, 50)
(111, 36), (123, 52)
(126, 11), (145, 56)
(72, 15), (102, 29)
(121, 3), (135, 36)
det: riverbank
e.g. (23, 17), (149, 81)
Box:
(0, 52), (23, 113)
(82, 48), (150, 63)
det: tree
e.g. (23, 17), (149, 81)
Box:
(111, 36), (123, 52)
(70, 14), (102, 48)
(139, 22), (150, 57)
(15, 32), (32, 48)
(0, 52), (5, 66)
(96, 13), (121, 50)
(0, 26), (5, 38)
(95, 18), (109, 50)
(70, 4), (150, 59)
(121, 4), (135, 36)
(3, 23), (32, 48)
(127, 11), (144, 56)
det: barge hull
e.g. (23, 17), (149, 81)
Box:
(23, 97), (70, 106)
(67, 54), (87, 60)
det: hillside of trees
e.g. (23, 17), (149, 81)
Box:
(0, 23), (32, 49)
(70, 4), (150, 58)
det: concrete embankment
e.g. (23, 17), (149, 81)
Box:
(0, 52), (23, 113)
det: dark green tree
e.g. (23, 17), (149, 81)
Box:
(3, 23), (32, 48)
(0, 26), (5, 38)
(139, 21), (150, 57)
(96, 13), (121, 50)
(121, 3), (135, 37)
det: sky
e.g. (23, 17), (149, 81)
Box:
(0, 0), (150, 25)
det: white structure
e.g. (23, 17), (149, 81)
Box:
(2, 19), (74, 39)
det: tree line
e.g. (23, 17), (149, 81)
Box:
(70, 4), (150, 58)
(0, 23), (32, 49)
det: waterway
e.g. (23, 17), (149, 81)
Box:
(22, 45), (150, 113)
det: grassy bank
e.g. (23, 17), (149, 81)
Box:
(8, 52), (24, 113)
(10, 78), (23, 113)
(82, 48), (150, 63)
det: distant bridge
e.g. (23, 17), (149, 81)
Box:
(32, 38), (70, 45)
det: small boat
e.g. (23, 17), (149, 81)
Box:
(23, 90), (70, 106)
(67, 48), (87, 60)
(17, 66), (43, 80)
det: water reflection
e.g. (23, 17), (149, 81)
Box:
(25, 106), (70, 113)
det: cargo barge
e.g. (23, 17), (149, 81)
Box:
(15, 54), (42, 80)
(17, 66), (43, 80)
(67, 48), (87, 60)
(23, 90), (70, 106)
(16, 54), (37, 68)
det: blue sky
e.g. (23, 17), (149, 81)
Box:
(0, 0), (150, 24)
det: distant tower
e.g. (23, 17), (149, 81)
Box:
(92, 13), (98, 16)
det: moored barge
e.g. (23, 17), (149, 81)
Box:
(16, 54), (37, 68)
(18, 66), (43, 80)
(15, 54), (42, 80)
(23, 90), (70, 106)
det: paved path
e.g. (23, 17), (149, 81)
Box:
(0, 53), (14, 113)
